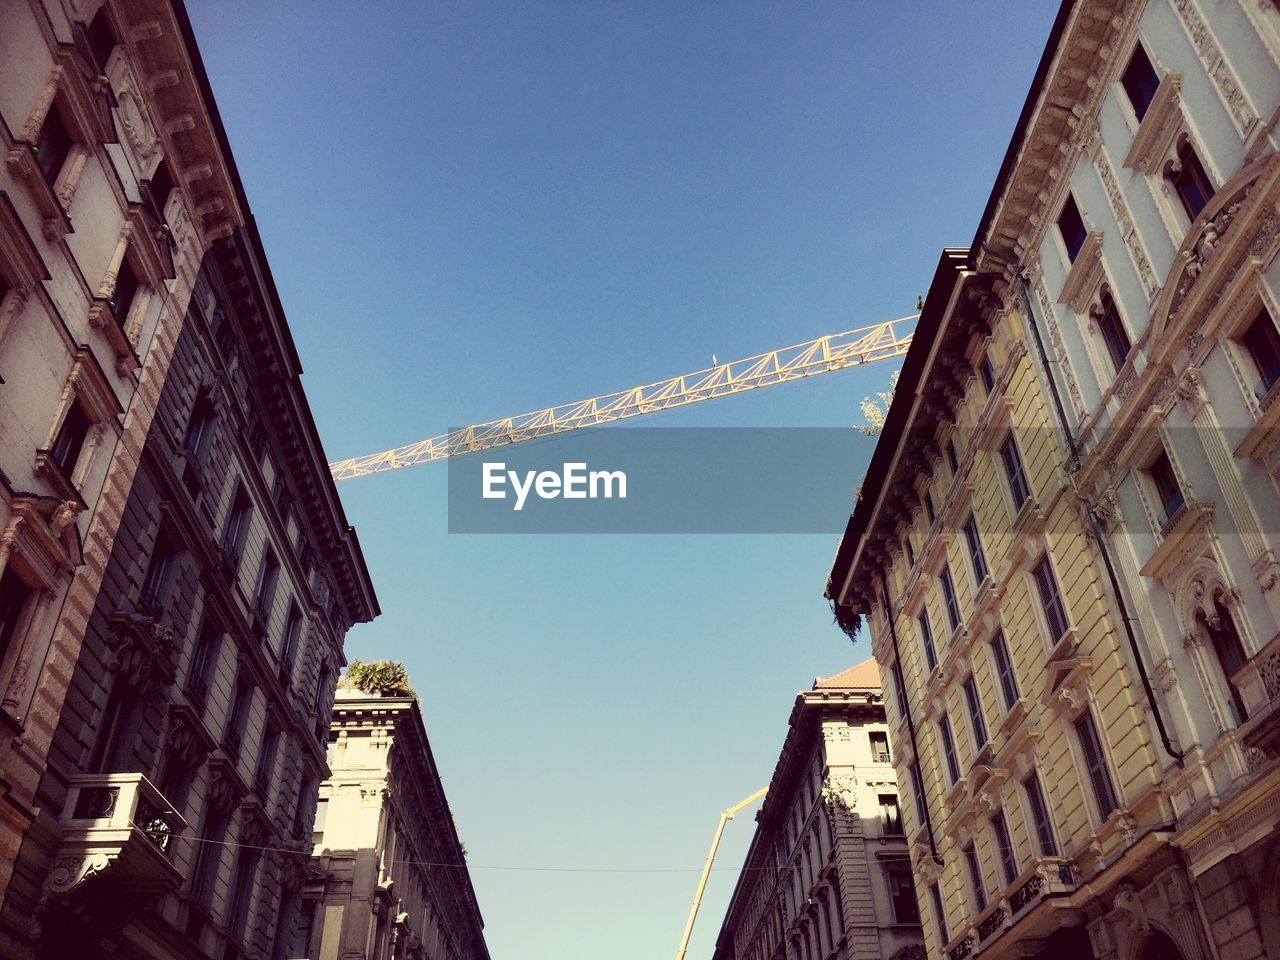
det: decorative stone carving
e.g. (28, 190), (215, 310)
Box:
(105, 611), (177, 696)
(1112, 880), (1150, 932)
(1170, 0), (1259, 137)
(821, 774), (858, 812)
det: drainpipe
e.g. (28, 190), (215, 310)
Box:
(981, 245), (1184, 768)
(881, 583), (942, 865)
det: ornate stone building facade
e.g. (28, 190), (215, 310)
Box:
(712, 661), (924, 960)
(828, 2), (1280, 959)
(0, 223), (378, 959)
(301, 692), (489, 960)
(0, 0), (243, 925)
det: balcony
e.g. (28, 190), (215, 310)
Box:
(942, 857), (1076, 959)
(1233, 632), (1280, 758)
(46, 773), (187, 900)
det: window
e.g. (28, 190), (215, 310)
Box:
(139, 530), (175, 615)
(918, 612), (937, 671)
(940, 565), (961, 632)
(313, 797), (329, 839)
(991, 810), (1018, 886)
(869, 730), (890, 763)
(1121, 42), (1160, 121)
(946, 439), (959, 475)
(923, 490), (936, 526)
(1148, 447), (1184, 526)
(908, 762), (926, 827)
(1000, 434), (1031, 509)
(186, 616), (221, 707)
(1204, 599), (1249, 724)
(886, 862), (920, 923)
(1023, 772), (1059, 856)
(33, 103), (73, 185)
(880, 794), (903, 835)
(963, 675), (988, 750)
(292, 777), (315, 836)
(1033, 557), (1069, 645)
(0, 567), (35, 667)
(189, 807), (229, 906)
(904, 535), (915, 568)
(183, 390), (216, 460)
(106, 255), (140, 325)
(1075, 711), (1120, 820)
(254, 724), (279, 795)
(224, 677), (252, 757)
(254, 549), (280, 619)
(313, 663), (330, 714)
(88, 681), (139, 773)
(86, 7), (117, 70)
(979, 355), (996, 395)
(938, 714), (960, 785)
(227, 849), (260, 937)
(50, 400), (92, 479)
(1057, 193), (1088, 262)
(890, 659), (909, 719)
(1096, 291), (1132, 373)
(144, 159), (175, 219)
(930, 883), (949, 945)
(223, 485), (252, 562)
(963, 515), (989, 584)
(964, 844), (987, 912)
(280, 899), (317, 960)
(279, 604), (303, 674)
(1169, 139), (1213, 221)
(990, 630), (1020, 710)
(1240, 307), (1280, 399)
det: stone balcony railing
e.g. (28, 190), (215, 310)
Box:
(1233, 631), (1280, 757)
(943, 856), (1076, 960)
(45, 773), (187, 900)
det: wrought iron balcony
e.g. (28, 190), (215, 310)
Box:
(942, 857), (1075, 959)
(1233, 631), (1280, 757)
(45, 773), (188, 900)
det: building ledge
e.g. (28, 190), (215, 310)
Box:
(1139, 501), (1214, 578)
(1123, 73), (1183, 175)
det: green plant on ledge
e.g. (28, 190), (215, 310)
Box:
(338, 659), (416, 699)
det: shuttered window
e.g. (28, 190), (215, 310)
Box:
(891, 659), (909, 719)
(931, 883), (949, 945)
(909, 762), (927, 827)
(1075, 712), (1120, 820)
(1033, 557), (1069, 644)
(964, 844), (987, 912)
(963, 675), (988, 750)
(991, 630), (1020, 709)
(939, 714), (960, 785)
(991, 810), (1018, 885)
(1000, 434), (1031, 509)
(919, 612), (937, 672)
(964, 514), (989, 583)
(940, 565), (961, 631)
(1023, 773), (1059, 856)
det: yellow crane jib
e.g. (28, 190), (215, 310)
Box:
(674, 786), (769, 960)
(327, 315), (917, 480)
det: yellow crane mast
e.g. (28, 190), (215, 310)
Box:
(328, 314), (916, 480)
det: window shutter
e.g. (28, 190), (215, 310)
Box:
(1075, 713), (1118, 819)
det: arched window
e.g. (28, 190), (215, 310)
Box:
(1205, 596), (1249, 724)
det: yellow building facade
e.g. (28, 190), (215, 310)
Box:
(827, 3), (1280, 959)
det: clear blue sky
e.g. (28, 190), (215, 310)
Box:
(185, 3), (1058, 957)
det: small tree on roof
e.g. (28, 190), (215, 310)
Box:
(339, 659), (416, 699)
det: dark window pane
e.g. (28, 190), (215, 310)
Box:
(939, 715), (960, 784)
(880, 794), (903, 836)
(1241, 308), (1280, 397)
(891, 659), (909, 719)
(34, 104), (73, 184)
(887, 863), (919, 923)
(107, 256), (140, 323)
(1121, 42), (1160, 121)
(923, 491), (936, 525)
(931, 883), (949, 945)
(979, 356), (996, 395)
(1149, 449), (1184, 525)
(964, 515), (989, 583)
(1058, 194), (1087, 262)
(0, 567), (32, 665)
(941, 565), (961, 631)
(1097, 293), (1132, 373)
(51, 400), (92, 477)
(1206, 602), (1249, 724)
(909, 762), (927, 826)
(1001, 435), (1031, 508)
(87, 7), (117, 70)
(1171, 141), (1213, 220)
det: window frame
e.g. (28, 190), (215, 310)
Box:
(1022, 771), (1060, 857)
(1074, 709), (1121, 823)
(963, 514), (989, 585)
(1057, 193), (1088, 263)
(999, 433), (1032, 512)
(962, 673), (989, 751)
(989, 629), (1020, 711)
(1032, 555), (1070, 647)
(938, 713), (961, 785)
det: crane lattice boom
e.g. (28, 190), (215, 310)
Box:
(328, 314), (917, 480)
